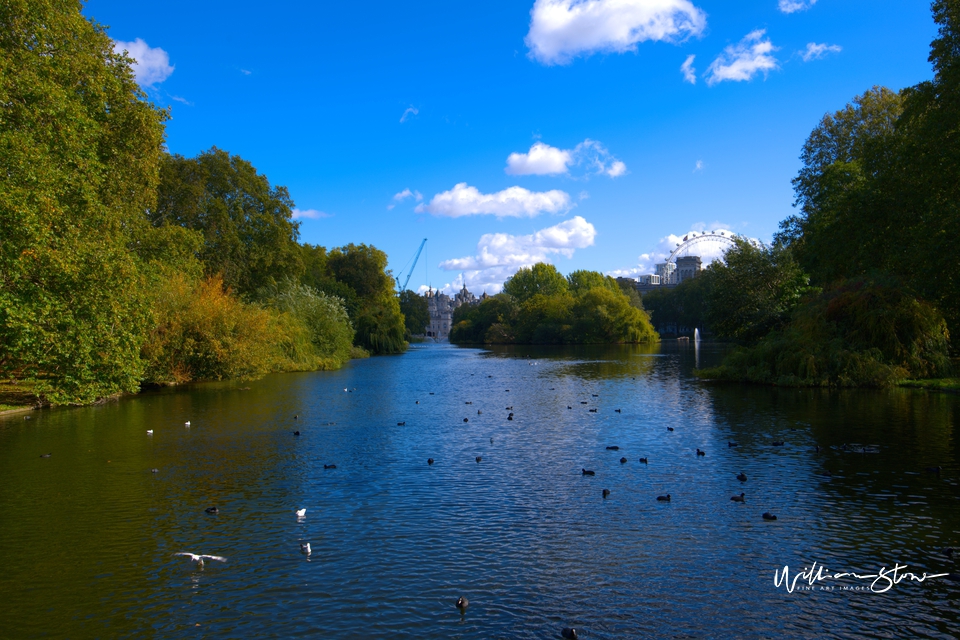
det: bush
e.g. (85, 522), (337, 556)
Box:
(699, 278), (952, 387)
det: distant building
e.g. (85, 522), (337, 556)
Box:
(633, 256), (703, 294)
(425, 284), (480, 341)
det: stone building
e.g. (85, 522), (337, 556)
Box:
(425, 284), (481, 341)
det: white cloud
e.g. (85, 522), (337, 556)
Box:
(800, 42), (841, 62)
(434, 216), (597, 293)
(526, 0), (707, 65)
(387, 188), (423, 210)
(681, 54), (696, 84)
(506, 142), (572, 175)
(778, 0), (816, 14)
(705, 30), (778, 86)
(416, 183), (573, 218)
(291, 208), (332, 220)
(505, 139), (627, 178)
(113, 38), (174, 86)
(693, 159), (703, 172)
(400, 106), (419, 123)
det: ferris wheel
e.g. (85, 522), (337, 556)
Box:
(665, 230), (758, 264)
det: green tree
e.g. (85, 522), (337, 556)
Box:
(704, 239), (811, 344)
(398, 289), (429, 337)
(0, 0), (167, 403)
(567, 270), (620, 295)
(325, 243), (394, 316)
(502, 263), (569, 303)
(151, 148), (303, 296)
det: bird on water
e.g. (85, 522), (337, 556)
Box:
(731, 493), (745, 503)
(561, 628), (579, 640)
(696, 448), (705, 457)
(205, 506), (218, 514)
(582, 469), (595, 476)
(300, 542), (311, 555)
(657, 494), (671, 502)
(456, 596), (469, 613)
(763, 512), (778, 521)
(428, 458), (434, 465)
(296, 508), (306, 517)
(736, 472), (747, 482)
(602, 489), (611, 498)
(638, 457), (648, 464)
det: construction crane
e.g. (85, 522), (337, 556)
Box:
(395, 238), (427, 292)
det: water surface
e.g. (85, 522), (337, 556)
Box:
(1, 342), (958, 638)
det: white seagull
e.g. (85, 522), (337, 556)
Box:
(184, 421), (191, 427)
(296, 508), (306, 517)
(300, 542), (311, 555)
(173, 552), (227, 568)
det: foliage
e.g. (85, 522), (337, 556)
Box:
(451, 265), (657, 345)
(260, 280), (354, 370)
(702, 238), (812, 343)
(699, 279), (952, 387)
(398, 289), (429, 337)
(354, 295), (408, 355)
(322, 244), (407, 354)
(151, 148), (303, 296)
(0, 0), (167, 404)
(502, 263), (569, 303)
(141, 274), (280, 384)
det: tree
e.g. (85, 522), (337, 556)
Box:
(399, 289), (429, 337)
(704, 239), (810, 344)
(777, 87), (905, 285)
(0, 0), (167, 403)
(503, 263), (569, 303)
(151, 148), (303, 296)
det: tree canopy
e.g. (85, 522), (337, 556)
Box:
(0, 0), (167, 403)
(151, 148), (304, 296)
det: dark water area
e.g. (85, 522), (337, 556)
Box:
(1, 342), (958, 638)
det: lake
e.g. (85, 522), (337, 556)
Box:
(1, 342), (958, 638)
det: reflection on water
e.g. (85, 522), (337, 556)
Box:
(0, 342), (958, 638)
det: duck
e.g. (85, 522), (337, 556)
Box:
(620, 457), (627, 464)
(588, 408), (598, 413)
(324, 464), (336, 469)
(926, 465), (943, 474)
(293, 414), (298, 420)
(416, 400), (420, 404)
(465, 401), (473, 405)
(602, 489), (611, 498)
(39, 453), (51, 458)
(428, 458), (434, 465)
(762, 512), (778, 521)
(772, 441), (785, 447)
(300, 542), (311, 555)
(667, 427), (674, 432)
(728, 441), (738, 447)
(561, 628), (579, 640)
(151, 468), (159, 473)
(567, 406), (573, 410)
(656, 494), (671, 502)
(508, 415), (514, 421)
(696, 448), (705, 457)
(580, 401), (588, 405)
(463, 418), (469, 423)
(606, 446), (620, 451)
(296, 508), (307, 517)
(397, 422), (405, 426)
(478, 410), (482, 415)
(456, 596), (469, 612)
(615, 409), (622, 413)
(731, 493), (745, 503)
(736, 472), (747, 482)
(205, 506), (219, 514)
(582, 469), (595, 476)
(476, 456), (482, 463)
(638, 457), (648, 464)
(294, 430), (300, 436)
(505, 406), (513, 411)
(592, 394), (599, 397)
(942, 547), (955, 557)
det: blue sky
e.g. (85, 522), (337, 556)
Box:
(88, 0), (937, 294)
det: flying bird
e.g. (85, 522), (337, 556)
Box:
(174, 552), (227, 568)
